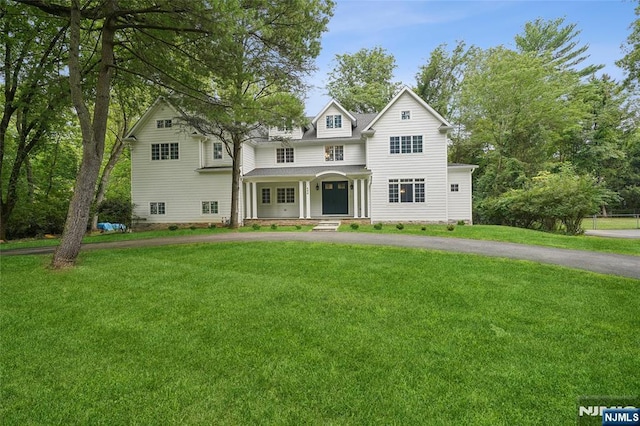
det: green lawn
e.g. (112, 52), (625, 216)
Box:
(340, 224), (640, 256)
(1, 223), (639, 256)
(2, 242), (638, 425)
(583, 216), (640, 230)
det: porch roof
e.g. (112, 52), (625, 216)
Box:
(244, 164), (370, 179)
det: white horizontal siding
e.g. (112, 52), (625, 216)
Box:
(447, 168), (474, 222)
(131, 104), (239, 224)
(316, 105), (353, 139)
(269, 126), (304, 140)
(254, 141), (365, 168)
(366, 92), (449, 222)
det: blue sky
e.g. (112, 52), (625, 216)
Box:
(303, 0), (637, 114)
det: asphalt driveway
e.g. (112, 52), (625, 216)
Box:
(2, 232), (639, 280)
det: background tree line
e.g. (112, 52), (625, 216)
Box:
(327, 13), (640, 234)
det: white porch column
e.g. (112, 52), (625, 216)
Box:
(361, 178), (367, 217)
(251, 182), (258, 219)
(243, 181), (250, 219)
(298, 180), (304, 218)
(353, 179), (359, 218)
(305, 181), (311, 218)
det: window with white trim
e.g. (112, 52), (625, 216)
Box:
(201, 201), (218, 214)
(261, 188), (271, 204)
(150, 202), (166, 215)
(325, 145), (344, 161)
(276, 147), (294, 163)
(213, 142), (223, 159)
(401, 110), (411, 120)
(276, 187), (295, 204)
(151, 143), (179, 160)
(156, 119), (172, 128)
(451, 184), (459, 192)
(389, 179), (425, 203)
(326, 114), (342, 129)
(390, 136), (422, 154)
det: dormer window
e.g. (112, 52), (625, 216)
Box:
(401, 111), (411, 120)
(326, 114), (342, 129)
(156, 119), (172, 128)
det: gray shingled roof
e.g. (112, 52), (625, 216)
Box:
(244, 165), (370, 178)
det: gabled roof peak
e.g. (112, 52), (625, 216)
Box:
(363, 87), (451, 132)
(311, 99), (357, 126)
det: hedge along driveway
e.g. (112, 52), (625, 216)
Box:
(2, 232), (639, 280)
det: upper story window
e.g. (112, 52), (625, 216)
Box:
(276, 147), (294, 163)
(401, 110), (411, 120)
(451, 184), (459, 192)
(325, 145), (344, 161)
(156, 119), (172, 128)
(326, 114), (342, 129)
(213, 142), (223, 159)
(151, 143), (179, 160)
(389, 135), (422, 154)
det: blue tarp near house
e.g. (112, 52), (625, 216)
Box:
(97, 222), (126, 232)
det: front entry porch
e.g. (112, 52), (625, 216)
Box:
(242, 165), (371, 221)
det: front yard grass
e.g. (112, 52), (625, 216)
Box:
(341, 224), (640, 256)
(1, 242), (637, 425)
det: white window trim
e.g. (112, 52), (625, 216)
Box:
(451, 184), (460, 192)
(401, 110), (411, 120)
(261, 187), (271, 205)
(150, 202), (166, 215)
(213, 142), (223, 160)
(276, 187), (295, 204)
(151, 142), (179, 161)
(201, 201), (219, 215)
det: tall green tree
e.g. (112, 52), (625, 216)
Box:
(617, 1), (640, 91)
(177, 1), (333, 228)
(515, 17), (603, 77)
(414, 41), (475, 119)
(14, 0), (236, 267)
(0, 1), (70, 240)
(459, 47), (586, 184)
(326, 46), (401, 113)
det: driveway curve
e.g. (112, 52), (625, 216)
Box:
(2, 232), (639, 280)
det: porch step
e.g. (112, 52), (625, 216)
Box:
(312, 220), (341, 232)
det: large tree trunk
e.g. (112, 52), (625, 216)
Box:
(51, 3), (115, 268)
(229, 133), (242, 228)
(91, 137), (126, 230)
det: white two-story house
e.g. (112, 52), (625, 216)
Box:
(126, 87), (477, 227)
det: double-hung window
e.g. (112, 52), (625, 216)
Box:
(150, 202), (166, 215)
(277, 187), (295, 204)
(201, 201), (218, 214)
(326, 114), (342, 129)
(388, 179), (425, 203)
(151, 143), (179, 160)
(156, 119), (172, 128)
(325, 145), (344, 161)
(261, 188), (271, 204)
(390, 136), (422, 154)
(213, 142), (223, 160)
(276, 147), (294, 163)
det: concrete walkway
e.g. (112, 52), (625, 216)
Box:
(2, 232), (639, 280)
(584, 229), (640, 239)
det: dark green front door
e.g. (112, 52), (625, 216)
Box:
(322, 181), (349, 215)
